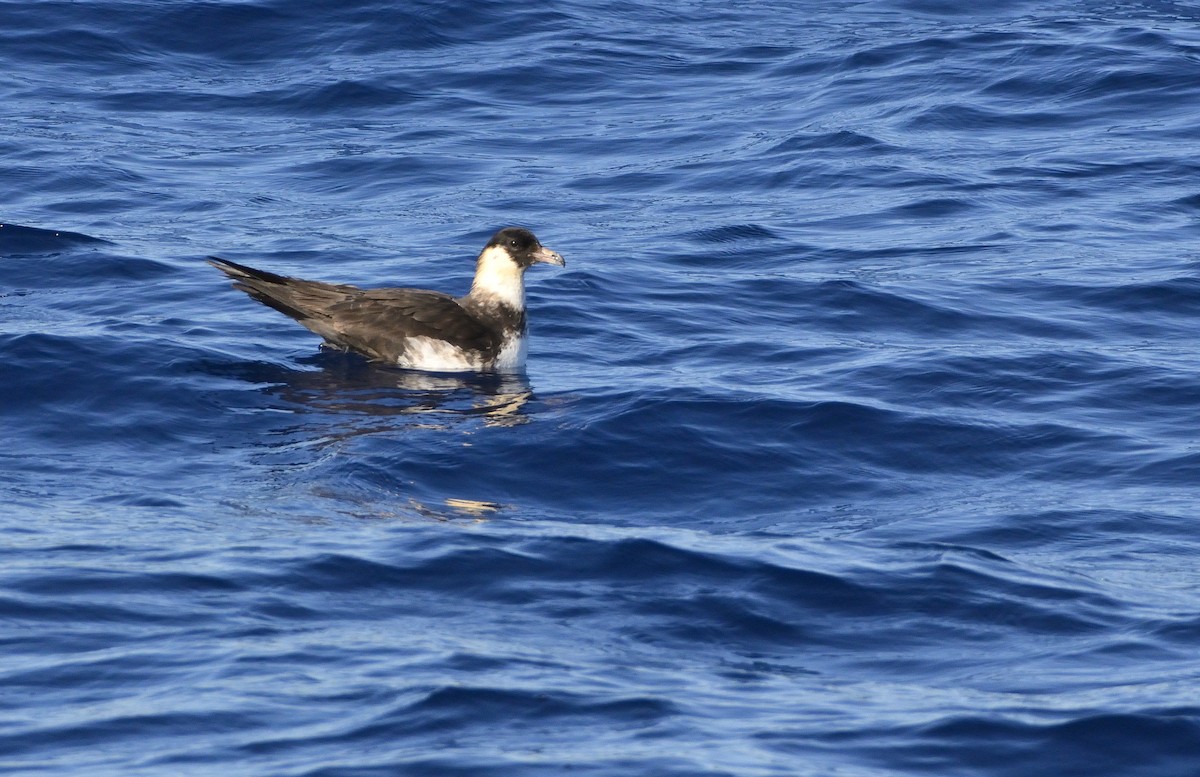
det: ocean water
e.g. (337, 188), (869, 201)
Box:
(3, 0), (1200, 774)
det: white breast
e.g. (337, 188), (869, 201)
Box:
(493, 333), (528, 372)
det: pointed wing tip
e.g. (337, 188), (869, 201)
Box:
(206, 256), (241, 277)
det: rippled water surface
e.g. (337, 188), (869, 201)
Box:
(4, 1), (1200, 775)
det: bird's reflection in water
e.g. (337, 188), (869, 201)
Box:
(262, 350), (534, 431)
(218, 351), (534, 522)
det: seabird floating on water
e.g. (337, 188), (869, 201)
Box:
(208, 227), (564, 373)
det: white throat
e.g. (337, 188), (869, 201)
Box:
(469, 245), (526, 310)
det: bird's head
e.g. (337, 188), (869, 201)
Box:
(483, 227), (565, 269)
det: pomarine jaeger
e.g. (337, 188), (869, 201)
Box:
(208, 226), (564, 373)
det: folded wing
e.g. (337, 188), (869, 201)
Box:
(207, 257), (498, 363)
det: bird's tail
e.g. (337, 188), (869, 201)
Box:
(207, 256), (315, 322)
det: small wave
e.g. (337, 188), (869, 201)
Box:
(1079, 276), (1200, 316)
(390, 685), (678, 732)
(879, 711), (1200, 777)
(0, 222), (108, 256)
(678, 223), (782, 244)
(766, 130), (898, 155)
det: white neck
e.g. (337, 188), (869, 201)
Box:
(469, 245), (526, 310)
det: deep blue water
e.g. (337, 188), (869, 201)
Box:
(4, 1), (1200, 774)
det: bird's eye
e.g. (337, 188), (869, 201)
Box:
(509, 239), (520, 248)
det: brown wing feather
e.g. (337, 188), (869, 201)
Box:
(208, 257), (497, 363)
(323, 290), (499, 362)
